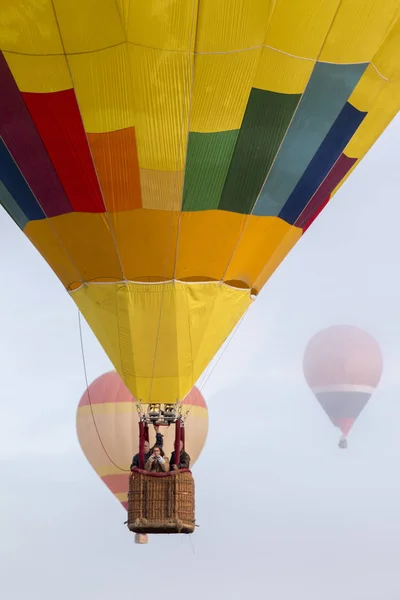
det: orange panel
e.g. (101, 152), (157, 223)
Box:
(88, 128), (142, 212)
(225, 216), (302, 290)
(24, 209), (301, 291)
(176, 210), (246, 281)
(25, 213), (123, 287)
(24, 219), (82, 287)
(108, 208), (179, 280)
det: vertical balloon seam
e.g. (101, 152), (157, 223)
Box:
(217, 8), (335, 282)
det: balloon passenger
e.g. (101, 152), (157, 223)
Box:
(170, 440), (191, 471)
(144, 446), (169, 472)
(130, 427), (164, 470)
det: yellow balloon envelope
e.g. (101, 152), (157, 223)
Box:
(76, 371), (208, 509)
(1, 1), (400, 401)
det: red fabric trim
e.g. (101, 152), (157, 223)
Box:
(139, 422), (145, 470)
(174, 420), (181, 465)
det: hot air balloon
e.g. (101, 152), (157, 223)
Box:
(1, 1), (399, 528)
(303, 325), (383, 448)
(77, 372), (208, 541)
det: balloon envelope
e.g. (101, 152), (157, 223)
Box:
(303, 325), (383, 436)
(1, 2), (400, 402)
(76, 372), (208, 510)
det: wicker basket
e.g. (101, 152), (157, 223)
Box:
(127, 469), (195, 534)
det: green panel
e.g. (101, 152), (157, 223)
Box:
(182, 130), (239, 211)
(219, 89), (301, 214)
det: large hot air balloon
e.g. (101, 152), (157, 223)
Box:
(303, 325), (383, 448)
(1, 2), (400, 408)
(76, 372), (208, 511)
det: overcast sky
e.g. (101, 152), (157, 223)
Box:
(1, 115), (400, 599)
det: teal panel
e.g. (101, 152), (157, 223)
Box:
(0, 180), (29, 229)
(182, 130), (239, 211)
(219, 88), (301, 214)
(254, 61), (368, 217)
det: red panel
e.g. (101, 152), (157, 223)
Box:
(79, 372), (135, 406)
(295, 153), (357, 231)
(22, 89), (104, 213)
(181, 386), (206, 408)
(102, 473), (129, 494)
(302, 195), (331, 233)
(335, 417), (355, 436)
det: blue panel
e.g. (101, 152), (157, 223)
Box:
(253, 61), (368, 217)
(279, 102), (366, 224)
(0, 181), (29, 229)
(0, 138), (45, 222)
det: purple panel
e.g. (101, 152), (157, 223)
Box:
(295, 153), (357, 229)
(0, 52), (72, 217)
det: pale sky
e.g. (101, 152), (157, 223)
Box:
(1, 115), (400, 599)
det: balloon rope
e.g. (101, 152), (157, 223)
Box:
(183, 311), (248, 421)
(78, 310), (129, 472)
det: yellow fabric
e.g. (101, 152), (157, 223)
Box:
(264, 0), (341, 59)
(71, 281), (252, 403)
(2, 53), (72, 93)
(68, 45), (135, 133)
(117, 0), (198, 51)
(254, 47), (314, 95)
(127, 45), (193, 171)
(348, 65), (387, 113)
(190, 50), (261, 133)
(0, 0), (63, 54)
(52, 0), (125, 53)
(319, 0), (400, 64)
(196, 0), (275, 53)
(374, 16), (400, 82)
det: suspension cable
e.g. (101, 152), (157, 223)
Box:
(182, 310), (249, 421)
(78, 310), (130, 472)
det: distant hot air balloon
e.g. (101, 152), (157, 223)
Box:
(76, 372), (208, 511)
(303, 325), (383, 448)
